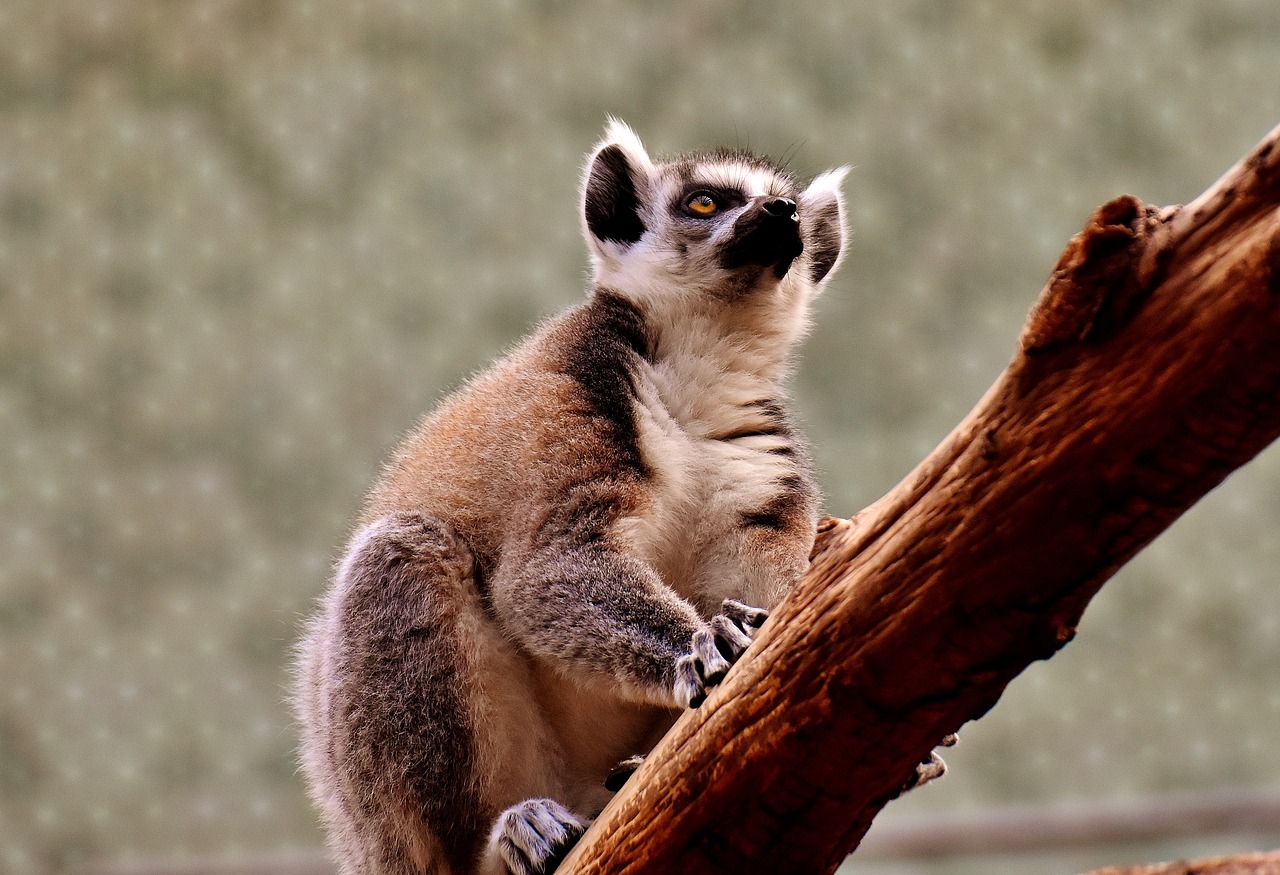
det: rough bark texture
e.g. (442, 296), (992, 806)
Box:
(1083, 850), (1280, 875)
(558, 120), (1280, 875)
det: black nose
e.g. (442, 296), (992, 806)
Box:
(761, 196), (797, 219)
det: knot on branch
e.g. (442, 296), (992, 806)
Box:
(1020, 195), (1167, 355)
(811, 515), (855, 559)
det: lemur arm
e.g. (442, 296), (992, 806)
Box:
(489, 534), (765, 710)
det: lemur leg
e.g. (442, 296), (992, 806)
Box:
(305, 512), (774, 873)
(298, 512), (489, 875)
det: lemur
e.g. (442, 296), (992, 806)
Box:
(295, 120), (852, 875)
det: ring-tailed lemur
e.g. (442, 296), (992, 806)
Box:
(295, 120), (849, 875)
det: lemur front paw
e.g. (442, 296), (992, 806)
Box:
(496, 798), (586, 875)
(673, 599), (770, 708)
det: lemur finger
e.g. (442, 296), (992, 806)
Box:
(709, 613), (753, 662)
(604, 754), (646, 792)
(939, 732), (958, 747)
(674, 628), (732, 709)
(674, 654), (705, 708)
(497, 798), (586, 875)
(691, 628), (731, 686)
(720, 598), (769, 634)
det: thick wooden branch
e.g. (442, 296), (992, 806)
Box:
(560, 121), (1280, 875)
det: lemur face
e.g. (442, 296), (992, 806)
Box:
(581, 119), (848, 312)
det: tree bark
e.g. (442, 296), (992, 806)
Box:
(558, 120), (1280, 875)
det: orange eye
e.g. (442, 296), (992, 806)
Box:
(685, 193), (719, 216)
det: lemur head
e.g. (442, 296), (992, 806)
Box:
(580, 118), (848, 343)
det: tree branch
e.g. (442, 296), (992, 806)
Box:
(559, 120), (1280, 875)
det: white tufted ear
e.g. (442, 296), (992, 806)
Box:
(581, 119), (655, 268)
(800, 166), (849, 288)
(596, 117), (653, 174)
(804, 166), (849, 204)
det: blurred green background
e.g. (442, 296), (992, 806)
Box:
(3, 3), (1279, 874)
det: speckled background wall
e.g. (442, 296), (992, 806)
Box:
(2, 3), (1279, 874)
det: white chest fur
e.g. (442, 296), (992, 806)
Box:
(619, 345), (806, 613)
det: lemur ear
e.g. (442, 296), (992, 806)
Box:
(800, 167), (849, 288)
(582, 118), (653, 253)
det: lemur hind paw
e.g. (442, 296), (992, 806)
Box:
(673, 599), (769, 708)
(496, 798), (586, 875)
(900, 733), (959, 795)
(910, 750), (948, 788)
